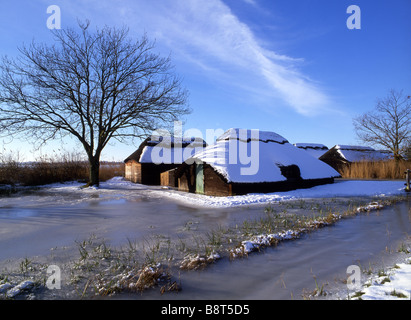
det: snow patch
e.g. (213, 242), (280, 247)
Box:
(3, 280), (35, 298)
(351, 257), (411, 300)
(230, 215), (341, 258)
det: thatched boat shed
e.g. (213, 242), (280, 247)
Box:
(294, 143), (329, 159)
(319, 145), (391, 172)
(175, 129), (340, 196)
(124, 136), (207, 185)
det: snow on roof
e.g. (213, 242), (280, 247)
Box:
(190, 129), (340, 183)
(294, 143), (329, 159)
(334, 145), (390, 162)
(139, 144), (204, 164)
(125, 136), (207, 164)
(336, 145), (375, 151)
(147, 135), (206, 146)
(294, 143), (328, 150)
(217, 128), (288, 144)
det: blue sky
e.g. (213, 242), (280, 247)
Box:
(0, 0), (410, 161)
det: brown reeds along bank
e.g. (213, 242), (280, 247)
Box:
(0, 152), (124, 186)
(340, 160), (411, 180)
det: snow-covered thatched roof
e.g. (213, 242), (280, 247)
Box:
(124, 135), (207, 164)
(218, 128), (288, 144)
(294, 143), (329, 159)
(325, 145), (391, 162)
(189, 128), (340, 183)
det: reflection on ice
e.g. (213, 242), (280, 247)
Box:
(0, 207), (37, 219)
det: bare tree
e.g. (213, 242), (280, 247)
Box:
(353, 89), (410, 160)
(0, 22), (190, 186)
(405, 140), (411, 160)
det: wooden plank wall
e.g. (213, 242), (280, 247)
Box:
(177, 164), (232, 196)
(160, 168), (177, 187)
(124, 160), (141, 183)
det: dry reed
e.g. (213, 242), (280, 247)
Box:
(0, 151), (124, 186)
(340, 160), (410, 180)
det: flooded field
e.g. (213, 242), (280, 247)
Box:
(159, 200), (411, 300)
(0, 179), (410, 300)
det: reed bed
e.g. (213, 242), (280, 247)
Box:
(0, 151), (124, 186)
(340, 160), (410, 180)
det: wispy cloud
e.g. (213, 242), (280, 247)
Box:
(59, 0), (331, 115)
(242, 0), (258, 6)
(149, 0), (330, 115)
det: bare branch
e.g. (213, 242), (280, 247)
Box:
(0, 21), (190, 185)
(353, 89), (410, 160)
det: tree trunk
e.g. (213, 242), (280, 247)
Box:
(88, 157), (100, 187)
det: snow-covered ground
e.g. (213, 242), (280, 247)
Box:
(33, 177), (407, 208)
(350, 257), (411, 300)
(157, 179), (407, 208)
